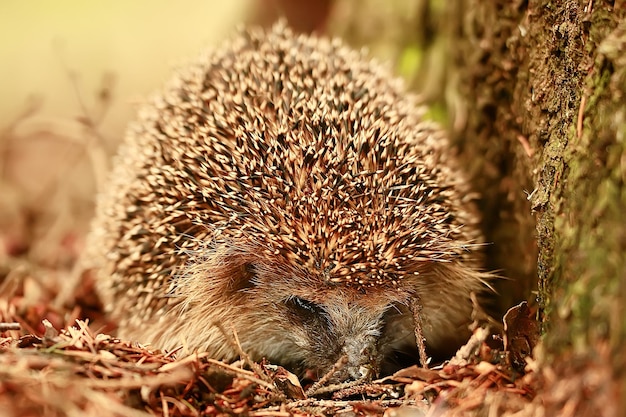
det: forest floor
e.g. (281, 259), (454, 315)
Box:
(0, 249), (538, 416)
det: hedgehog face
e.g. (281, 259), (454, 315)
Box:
(247, 259), (481, 379)
(242, 264), (399, 380)
(264, 293), (388, 381)
(169, 242), (479, 380)
(169, 245), (392, 379)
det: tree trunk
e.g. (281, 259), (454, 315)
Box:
(331, 0), (625, 414)
(457, 1), (625, 412)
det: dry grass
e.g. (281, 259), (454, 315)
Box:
(0, 320), (536, 416)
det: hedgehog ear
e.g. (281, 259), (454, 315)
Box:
(227, 261), (257, 293)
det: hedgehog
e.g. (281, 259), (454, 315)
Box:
(83, 23), (490, 381)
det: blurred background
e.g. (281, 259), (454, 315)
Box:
(0, 0), (337, 266)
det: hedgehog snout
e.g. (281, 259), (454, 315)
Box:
(295, 301), (387, 381)
(337, 333), (380, 381)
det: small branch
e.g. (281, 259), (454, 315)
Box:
(409, 295), (430, 368)
(306, 374), (366, 397)
(0, 323), (21, 332)
(305, 354), (348, 396)
(230, 325), (269, 381)
(516, 134), (534, 158)
(577, 94), (587, 139)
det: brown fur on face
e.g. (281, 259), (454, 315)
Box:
(83, 23), (491, 381)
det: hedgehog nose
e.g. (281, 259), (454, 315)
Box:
(339, 336), (379, 381)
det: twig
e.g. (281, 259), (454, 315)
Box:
(249, 411), (291, 417)
(305, 354), (348, 396)
(0, 323), (21, 332)
(307, 377), (369, 397)
(516, 134), (534, 158)
(156, 351), (210, 372)
(230, 324), (274, 385)
(577, 94), (587, 139)
(287, 398), (421, 409)
(205, 358), (276, 390)
(0, 96), (43, 180)
(409, 295), (430, 368)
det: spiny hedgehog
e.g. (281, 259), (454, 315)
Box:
(84, 23), (490, 381)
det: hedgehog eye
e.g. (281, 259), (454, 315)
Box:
(285, 296), (325, 320)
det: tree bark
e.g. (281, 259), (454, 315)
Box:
(455, 0), (626, 413)
(330, 0), (625, 414)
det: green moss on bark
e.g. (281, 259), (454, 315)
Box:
(546, 12), (626, 358)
